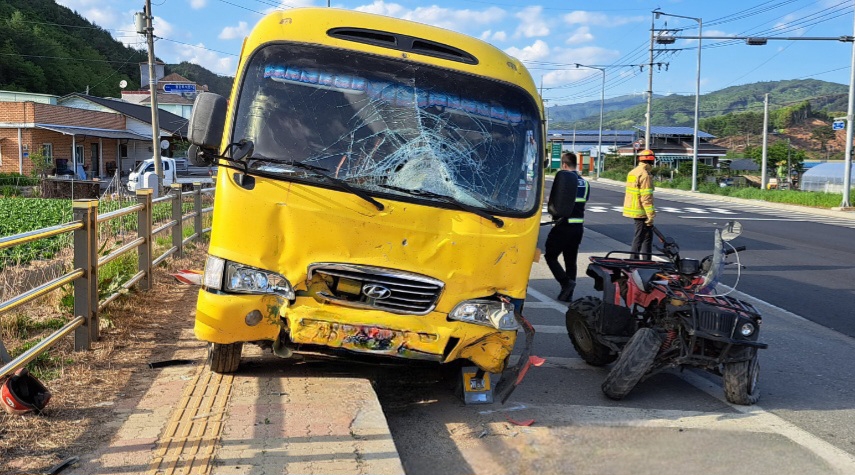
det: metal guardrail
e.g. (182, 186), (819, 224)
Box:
(0, 182), (214, 379)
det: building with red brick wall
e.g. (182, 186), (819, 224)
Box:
(0, 101), (149, 177)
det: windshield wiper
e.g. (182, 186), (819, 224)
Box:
(244, 155), (385, 211)
(379, 184), (504, 228)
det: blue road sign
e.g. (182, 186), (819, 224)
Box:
(163, 83), (197, 94)
(833, 120), (845, 131)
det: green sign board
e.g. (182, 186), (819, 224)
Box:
(550, 142), (562, 169)
(551, 142), (562, 159)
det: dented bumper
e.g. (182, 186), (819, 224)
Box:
(195, 290), (522, 373)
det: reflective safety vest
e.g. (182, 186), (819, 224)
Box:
(623, 164), (655, 219)
(565, 172), (589, 224)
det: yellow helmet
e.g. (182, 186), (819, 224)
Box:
(638, 149), (655, 161)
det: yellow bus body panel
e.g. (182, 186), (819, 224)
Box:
(194, 8), (544, 373)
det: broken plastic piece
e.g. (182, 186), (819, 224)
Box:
(507, 417), (535, 426)
(170, 269), (203, 285)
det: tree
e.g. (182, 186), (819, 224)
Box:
(29, 151), (51, 178)
(744, 140), (806, 173)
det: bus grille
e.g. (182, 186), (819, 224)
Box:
(307, 263), (444, 315)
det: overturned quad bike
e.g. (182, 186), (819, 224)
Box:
(566, 221), (767, 405)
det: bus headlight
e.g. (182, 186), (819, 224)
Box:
(449, 300), (518, 331)
(203, 255), (295, 299)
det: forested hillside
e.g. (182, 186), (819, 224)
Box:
(547, 94), (653, 123)
(166, 62), (233, 97)
(0, 0), (232, 97)
(551, 79), (848, 131)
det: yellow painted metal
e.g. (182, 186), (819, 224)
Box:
(196, 7), (544, 373)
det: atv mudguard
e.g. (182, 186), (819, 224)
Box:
(585, 264), (635, 336)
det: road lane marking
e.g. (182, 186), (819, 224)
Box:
(532, 325), (567, 334)
(680, 370), (855, 474)
(679, 216), (807, 221)
(525, 287), (569, 312)
(509, 355), (594, 370)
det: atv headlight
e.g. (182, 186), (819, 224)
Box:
(203, 256), (294, 299)
(740, 322), (755, 337)
(449, 299), (518, 331)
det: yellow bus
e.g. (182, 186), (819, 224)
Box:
(187, 7), (559, 400)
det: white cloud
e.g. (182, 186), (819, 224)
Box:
(355, 1), (408, 17)
(264, 0), (319, 13)
(174, 42), (235, 75)
(480, 30), (508, 43)
(566, 26), (593, 45)
(563, 11), (645, 27)
(189, 0), (207, 9)
(538, 46), (621, 88)
(219, 21), (249, 40)
(505, 39), (550, 62)
(514, 6), (549, 38)
(355, 1), (505, 34)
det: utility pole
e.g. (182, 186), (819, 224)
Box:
(842, 7), (855, 207)
(645, 11), (655, 149)
(761, 93), (769, 190)
(140, 0), (163, 190)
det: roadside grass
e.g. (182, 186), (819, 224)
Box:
(598, 168), (844, 208)
(0, 244), (210, 472)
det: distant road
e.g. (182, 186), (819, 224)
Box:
(578, 180), (855, 336)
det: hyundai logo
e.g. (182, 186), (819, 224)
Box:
(362, 284), (392, 300)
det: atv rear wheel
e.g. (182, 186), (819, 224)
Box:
(723, 349), (760, 405)
(566, 297), (616, 366)
(601, 327), (661, 400)
(209, 342), (243, 374)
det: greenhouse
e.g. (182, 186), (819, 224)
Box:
(800, 162), (855, 193)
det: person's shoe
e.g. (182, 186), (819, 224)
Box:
(557, 281), (576, 302)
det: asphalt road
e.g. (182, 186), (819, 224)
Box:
(379, 181), (855, 475)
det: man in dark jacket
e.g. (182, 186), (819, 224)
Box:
(545, 152), (589, 302)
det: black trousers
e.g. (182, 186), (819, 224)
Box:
(545, 222), (584, 285)
(631, 218), (653, 260)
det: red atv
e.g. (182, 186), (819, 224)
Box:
(567, 222), (767, 405)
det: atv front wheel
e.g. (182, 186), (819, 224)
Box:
(723, 350), (760, 405)
(209, 342), (243, 374)
(566, 297), (616, 366)
(601, 327), (661, 400)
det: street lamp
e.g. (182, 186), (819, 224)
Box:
(659, 32), (855, 206)
(655, 10), (702, 193)
(575, 64), (605, 178)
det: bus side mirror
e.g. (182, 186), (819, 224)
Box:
(188, 92), (227, 151)
(546, 171), (578, 218)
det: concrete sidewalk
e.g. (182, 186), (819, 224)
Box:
(68, 339), (405, 475)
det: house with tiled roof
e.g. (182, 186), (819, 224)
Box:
(616, 126), (729, 169)
(57, 93), (188, 175)
(119, 64), (207, 119)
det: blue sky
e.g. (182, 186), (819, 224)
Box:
(55, 0), (855, 108)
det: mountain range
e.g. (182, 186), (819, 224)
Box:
(0, 0), (849, 158)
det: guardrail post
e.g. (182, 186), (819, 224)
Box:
(171, 184), (183, 257)
(73, 199), (98, 351)
(137, 189), (153, 291)
(194, 183), (202, 242)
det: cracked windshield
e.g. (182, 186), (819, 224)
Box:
(232, 44), (542, 214)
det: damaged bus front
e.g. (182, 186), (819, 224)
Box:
(188, 8), (547, 400)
